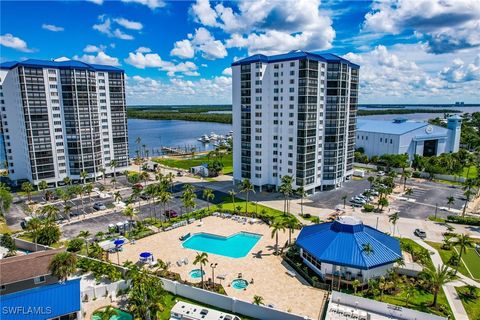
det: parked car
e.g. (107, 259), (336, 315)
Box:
(414, 229), (427, 238)
(139, 193), (151, 200)
(377, 171), (385, 176)
(177, 171), (183, 177)
(165, 209), (178, 218)
(93, 202), (107, 211)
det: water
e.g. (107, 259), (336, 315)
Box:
(182, 232), (262, 258)
(231, 278), (249, 290)
(127, 119), (232, 157)
(360, 105), (480, 121)
(92, 308), (133, 320)
(189, 269), (205, 279)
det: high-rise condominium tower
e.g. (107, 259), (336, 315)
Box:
(232, 51), (359, 193)
(0, 59), (129, 186)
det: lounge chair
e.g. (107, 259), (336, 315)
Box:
(286, 270), (296, 277)
(237, 273), (242, 278)
(183, 257), (189, 265)
(176, 260), (183, 267)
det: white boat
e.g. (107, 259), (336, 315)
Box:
(198, 134), (210, 143)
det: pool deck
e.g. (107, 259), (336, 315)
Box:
(113, 216), (327, 319)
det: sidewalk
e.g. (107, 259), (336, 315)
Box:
(415, 240), (478, 320)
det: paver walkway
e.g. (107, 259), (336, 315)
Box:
(415, 240), (479, 320)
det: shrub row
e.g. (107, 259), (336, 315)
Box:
(447, 215), (480, 226)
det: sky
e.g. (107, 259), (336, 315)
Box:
(0, 0), (479, 105)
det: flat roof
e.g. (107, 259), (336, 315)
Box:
(357, 119), (449, 135)
(0, 249), (63, 285)
(170, 301), (240, 320)
(232, 50), (359, 68)
(0, 58), (123, 72)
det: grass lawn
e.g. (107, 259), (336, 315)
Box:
(154, 153), (233, 175)
(426, 241), (480, 281)
(461, 165), (478, 179)
(0, 221), (11, 234)
(455, 286), (480, 320)
(220, 196), (291, 224)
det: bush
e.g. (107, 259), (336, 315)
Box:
(67, 238), (84, 252)
(37, 223), (61, 246)
(447, 215), (480, 226)
(0, 233), (16, 252)
(363, 204), (375, 212)
(412, 171), (422, 178)
(303, 213), (312, 218)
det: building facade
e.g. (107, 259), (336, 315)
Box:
(356, 116), (461, 159)
(232, 51), (359, 193)
(0, 59), (129, 186)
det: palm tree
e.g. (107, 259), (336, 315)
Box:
(95, 306), (119, 320)
(446, 196), (455, 211)
(362, 243), (374, 255)
(228, 189), (237, 212)
(123, 205), (138, 223)
(85, 183), (94, 209)
(135, 136), (142, 158)
(252, 295), (264, 305)
(352, 279), (361, 295)
(40, 204), (60, 221)
(26, 217), (42, 251)
(140, 171), (149, 186)
(202, 188), (215, 211)
(63, 176), (72, 186)
(388, 212), (400, 236)
(99, 167), (106, 186)
(38, 180), (48, 200)
(401, 170), (411, 190)
(48, 251), (77, 282)
(405, 187), (413, 199)
(109, 160), (117, 189)
(240, 179), (254, 214)
(404, 281), (416, 307)
(270, 221), (286, 255)
(283, 215), (298, 245)
(113, 191), (122, 203)
(0, 183), (13, 218)
(80, 170), (88, 185)
(279, 175), (293, 215)
(367, 176), (375, 188)
(454, 233), (473, 275)
(462, 189), (474, 216)
(158, 191), (172, 221)
(78, 230), (91, 255)
(421, 264), (455, 307)
(63, 204), (72, 222)
(77, 185), (86, 218)
(181, 185), (196, 215)
(193, 252), (209, 289)
(341, 194), (347, 209)
(297, 186), (306, 215)
(21, 181), (34, 202)
(165, 172), (175, 192)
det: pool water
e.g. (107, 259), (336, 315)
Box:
(182, 232), (262, 258)
(189, 269), (205, 279)
(92, 308), (133, 320)
(231, 279), (249, 290)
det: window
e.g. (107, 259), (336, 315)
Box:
(34, 276), (46, 284)
(0, 285), (5, 292)
(390, 139), (393, 144)
(290, 70), (295, 75)
(290, 62), (295, 67)
(380, 138), (383, 142)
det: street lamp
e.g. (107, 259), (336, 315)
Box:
(210, 263), (218, 289)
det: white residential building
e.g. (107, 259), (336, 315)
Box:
(232, 51), (360, 193)
(0, 58), (129, 186)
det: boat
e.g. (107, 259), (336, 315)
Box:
(198, 134), (210, 143)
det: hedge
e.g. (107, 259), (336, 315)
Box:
(447, 215), (480, 226)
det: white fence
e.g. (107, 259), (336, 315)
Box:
(161, 278), (310, 320)
(81, 279), (130, 302)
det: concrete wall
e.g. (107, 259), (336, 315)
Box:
(81, 279), (130, 302)
(161, 278), (310, 320)
(14, 237), (52, 252)
(328, 291), (446, 320)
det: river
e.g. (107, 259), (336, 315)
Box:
(128, 105), (480, 157)
(127, 119), (232, 157)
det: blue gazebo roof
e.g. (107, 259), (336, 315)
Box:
(296, 217), (402, 270)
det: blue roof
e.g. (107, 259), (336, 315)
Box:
(296, 218), (402, 269)
(0, 59), (123, 72)
(0, 278), (81, 320)
(357, 119), (432, 135)
(231, 50), (359, 68)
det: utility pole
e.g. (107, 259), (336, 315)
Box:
(435, 203), (438, 220)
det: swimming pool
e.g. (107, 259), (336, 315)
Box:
(182, 232), (262, 258)
(92, 308), (133, 320)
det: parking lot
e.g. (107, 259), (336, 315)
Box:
(61, 183), (228, 238)
(305, 178), (371, 209)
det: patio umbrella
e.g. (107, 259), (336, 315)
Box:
(140, 252), (152, 258)
(114, 239), (125, 247)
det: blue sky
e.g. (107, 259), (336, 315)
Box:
(1, 0), (479, 105)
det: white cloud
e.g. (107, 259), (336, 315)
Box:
(126, 74), (231, 105)
(74, 51), (120, 66)
(124, 51), (199, 76)
(170, 27), (227, 60)
(113, 18), (143, 30)
(222, 67), (232, 76)
(42, 24), (64, 32)
(189, 0), (335, 55)
(171, 39), (195, 59)
(87, 0), (103, 4)
(0, 33), (34, 52)
(136, 46), (151, 53)
(441, 55), (480, 82)
(363, 0), (480, 53)
(121, 0), (165, 10)
(93, 16), (135, 40)
(83, 44), (106, 53)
